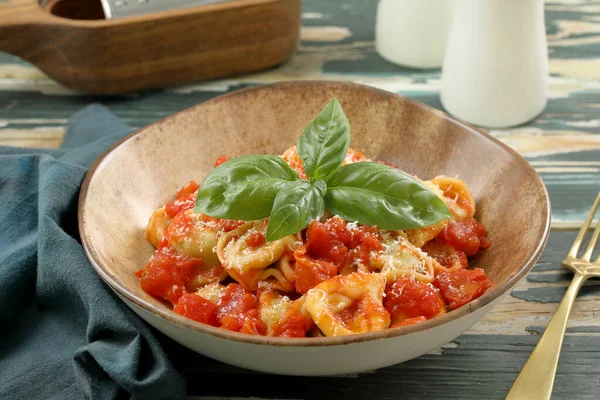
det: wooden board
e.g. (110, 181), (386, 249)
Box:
(1, 0), (599, 398)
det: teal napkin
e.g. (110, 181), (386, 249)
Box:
(0, 105), (186, 400)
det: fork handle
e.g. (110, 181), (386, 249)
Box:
(505, 272), (588, 400)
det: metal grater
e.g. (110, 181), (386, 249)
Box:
(100, 0), (239, 19)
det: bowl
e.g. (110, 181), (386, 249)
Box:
(78, 81), (551, 376)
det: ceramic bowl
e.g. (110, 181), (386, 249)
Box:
(78, 81), (551, 376)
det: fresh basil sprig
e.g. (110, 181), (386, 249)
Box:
(195, 99), (452, 242)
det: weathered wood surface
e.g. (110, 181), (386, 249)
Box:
(1, 0), (599, 399)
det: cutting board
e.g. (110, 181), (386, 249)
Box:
(0, 0), (301, 94)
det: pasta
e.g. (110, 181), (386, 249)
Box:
(136, 146), (493, 338)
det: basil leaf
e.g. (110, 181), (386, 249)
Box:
(266, 180), (325, 242)
(297, 98), (351, 182)
(325, 162), (452, 229)
(194, 155), (300, 220)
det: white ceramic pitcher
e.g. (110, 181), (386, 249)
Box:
(440, 0), (548, 128)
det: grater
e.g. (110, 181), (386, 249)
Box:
(100, 0), (240, 19)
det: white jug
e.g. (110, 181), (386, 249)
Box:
(375, 0), (456, 69)
(440, 0), (548, 128)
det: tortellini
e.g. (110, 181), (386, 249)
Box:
(404, 220), (449, 248)
(167, 210), (221, 268)
(430, 176), (476, 221)
(258, 291), (313, 335)
(195, 281), (227, 304)
(216, 219), (300, 291)
(374, 235), (440, 284)
(305, 271), (390, 337)
(145, 207), (171, 248)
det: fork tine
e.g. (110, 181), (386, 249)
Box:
(567, 191), (600, 260)
(582, 207), (600, 262)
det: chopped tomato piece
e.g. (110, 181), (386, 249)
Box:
(214, 155), (229, 167)
(391, 316), (427, 328)
(245, 232), (266, 248)
(271, 313), (311, 338)
(294, 246), (338, 294)
(433, 268), (493, 310)
(164, 181), (200, 218)
(217, 284), (266, 335)
(305, 218), (351, 270)
(384, 277), (447, 325)
(438, 218), (491, 256)
(173, 293), (218, 325)
(348, 226), (384, 267)
(138, 247), (203, 304)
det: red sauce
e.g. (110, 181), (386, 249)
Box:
(271, 313), (311, 338)
(166, 209), (194, 242)
(391, 316), (427, 328)
(245, 232), (266, 248)
(438, 218), (491, 256)
(165, 181), (199, 218)
(422, 238), (468, 271)
(214, 155), (229, 167)
(173, 292), (218, 325)
(294, 218), (386, 292)
(157, 233), (170, 250)
(305, 218), (351, 269)
(348, 225), (384, 267)
(294, 246), (338, 294)
(217, 284), (267, 335)
(384, 277), (446, 324)
(139, 246), (203, 304)
(338, 298), (361, 327)
(433, 268), (493, 310)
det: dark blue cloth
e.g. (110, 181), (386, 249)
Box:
(0, 105), (186, 400)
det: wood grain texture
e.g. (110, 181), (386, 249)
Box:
(0, 0), (301, 94)
(1, 0), (599, 398)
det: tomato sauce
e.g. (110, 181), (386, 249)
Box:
(271, 313), (311, 338)
(138, 246), (204, 304)
(294, 246), (338, 294)
(214, 155), (229, 167)
(306, 218), (351, 269)
(173, 293), (218, 325)
(165, 181), (199, 218)
(433, 268), (493, 310)
(216, 284), (267, 335)
(438, 218), (491, 256)
(245, 231), (266, 248)
(384, 277), (446, 324)
(294, 218), (386, 293)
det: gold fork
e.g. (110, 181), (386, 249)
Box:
(506, 193), (600, 400)
(505, 191), (600, 400)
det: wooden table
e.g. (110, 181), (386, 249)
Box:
(1, 0), (599, 399)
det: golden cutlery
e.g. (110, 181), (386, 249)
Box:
(506, 191), (600, 399)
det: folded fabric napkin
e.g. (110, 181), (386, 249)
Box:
(0, 105), (186, 400)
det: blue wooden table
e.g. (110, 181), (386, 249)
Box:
(1, 0), (599, 398)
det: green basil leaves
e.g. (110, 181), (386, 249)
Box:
(195, 99), (452, 242)
(194, 155), (299, 221)
(326, 162), (451, 230)
(297, 99), (350, 182)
